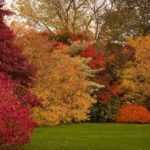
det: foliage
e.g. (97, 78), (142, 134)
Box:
(69, 42), (85, 57)
(7, 0), (150, 126)
(0, 2), (37, 146)
(101, 0), (150, 42)
(0, 8), (36, 87)
(0, 73), (34, 145)
(50, 31), (72, 44)
(80, 44), (123, 103)
(31, 51), (95, 125)
(0, 3), (40, 109)
(116, 104), (150, 123)
(80, 44), (98, 58)
(90, 97), (120, 122)
(48, 31), (91, 45)
(88, 51), (105, 69)
(10, 0), (107, 39)
(80, 42), (137, 122)
(9, 0), (150, 42)
(120, 36), (150, 104)
(80, 44), (124, 122)
(14, 28), (95, 125)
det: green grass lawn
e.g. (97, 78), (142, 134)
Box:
(24, 123), (150, 150)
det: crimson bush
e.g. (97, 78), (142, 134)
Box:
(0, 1), (37, 147)
(116, 104), (150, 123)
(0, 73), (34, 145)
(0, 1), (36, 87)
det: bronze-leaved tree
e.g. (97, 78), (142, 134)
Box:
(14, 27), (96, 125)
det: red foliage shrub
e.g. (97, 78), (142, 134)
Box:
(97, 90), (112, 104)
(0, 73), (34, 145)
(80, 45), (97, 58)
(0, 101), (34, 144)
(0, 2), (38, 146)
(80, 45), (116, 103)
(80, 43), (131, 108)
(80, 45), (105, 69)
(0, 4), (36, 87)
(88, 51), (105, 69)
(14, 85), (41, 108)
(20, 90), (41, 108)
(116, 104), (150, 123)
(97, 85), (121, 104)
(110, 84), (121, 96)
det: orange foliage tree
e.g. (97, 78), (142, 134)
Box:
(14, 26), (96, 125)
(120, 36), (150, 104)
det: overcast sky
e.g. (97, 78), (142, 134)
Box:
(5, 0), (13, 7)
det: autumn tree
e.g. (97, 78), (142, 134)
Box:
(101, 0), (150, 41)
(10, 0), (107, 39)
(0, 8), (35, 87)
(120, 36), (150, 105)
(14, 27), (98, 125)
(0, 1), (37, 147)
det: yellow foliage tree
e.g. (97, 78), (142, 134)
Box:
(14, 27), (95, 125)
(120, 36), (150, 103)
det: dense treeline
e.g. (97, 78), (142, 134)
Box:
(0, 0), (150, 149)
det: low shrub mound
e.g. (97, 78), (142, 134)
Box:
(116, 104), (150, 123)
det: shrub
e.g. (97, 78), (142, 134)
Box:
(0, 2), (37, 147)
(80, 44), (105, 69)
(0, 3), (36, 87)
(90, 97), (120, 122)
(80, 45), (98, 58)
(0, 73), (34, 145)
(88, 51), (105, 69)
(116, 104), (150, 123)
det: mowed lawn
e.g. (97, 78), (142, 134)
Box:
(24, 123), (150, 150)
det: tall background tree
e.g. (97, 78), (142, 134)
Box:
(9, 0), (107, 39)
(101, 0), (150, 41)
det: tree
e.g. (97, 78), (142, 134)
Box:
(0, 5), (35, 87)
(0, 1), (39, 109)
(0, 1), (36, 147)
(120, 36), (150, 104)
(10, 0), (107, 39)
(101, 0), (150, 41)
(32, 51), (96, 125)
(14, 28), (97, 125)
